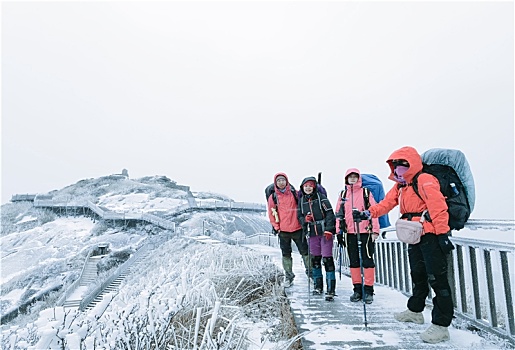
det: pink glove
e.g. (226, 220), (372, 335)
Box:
(372, 233), (379, 242)
(324, 231), (333, 241)
(305, 214), (314, 222)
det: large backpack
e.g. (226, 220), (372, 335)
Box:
(339, 173), (391, 230)
(412, 148), (475, 231)
(265, 183), (298, 206)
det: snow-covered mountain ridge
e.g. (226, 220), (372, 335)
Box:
(1, 174), (272, 324)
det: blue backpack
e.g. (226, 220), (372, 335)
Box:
(340, 174), (391, 229)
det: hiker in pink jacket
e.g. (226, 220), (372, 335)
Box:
(335, 168), (380, 304)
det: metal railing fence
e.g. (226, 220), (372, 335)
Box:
(373, 236), (514, 345)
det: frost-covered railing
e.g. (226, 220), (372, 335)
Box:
(56, 250), (93, 306)
(373, 219), (515, 346)
(225, 233), (279, 247)
(11, 194), (37, 202)
(33, 199), (176, 231)
(141, 213), (175, 230)
(79, 242), (150, 311)
(195, 200), (266, 212)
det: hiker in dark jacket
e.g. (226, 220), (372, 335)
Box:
(267, 172), (311, 288)
(335, 168), (380, 304)
(297, 176), (337, 299)
(353, 146), (454, 344)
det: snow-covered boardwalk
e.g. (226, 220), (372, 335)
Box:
(248, 244), (510, 349)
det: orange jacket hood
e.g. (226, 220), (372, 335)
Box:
(386, 146), (423, 184)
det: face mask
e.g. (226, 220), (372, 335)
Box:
(394, 165), (409, 184)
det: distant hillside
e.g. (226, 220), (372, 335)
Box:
(0, 174), (271, 323)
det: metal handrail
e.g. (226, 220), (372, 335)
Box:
(79, 242), (150, 310)
(57, 250), (93, 306)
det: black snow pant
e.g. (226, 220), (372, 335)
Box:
(407, 233), (454, 327)
(278, 229), (309, 257)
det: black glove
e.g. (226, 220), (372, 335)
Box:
(336, 233), (345, 247)
(438, 233), (455, 254)
(352, 209), (370, 221)
(272, 228), (279, 235)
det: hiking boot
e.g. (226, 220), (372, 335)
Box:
(394, 309), (424, 324)
(349, 292), (362, 302)
(420, 324), (450, 343)
(283, 273), (294, 288)
(313, 287), (323, 295)
(363, 293), (374, 304)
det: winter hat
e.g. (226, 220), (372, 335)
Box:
(303, 180), (316, 188)
(276, 175), (286, 183)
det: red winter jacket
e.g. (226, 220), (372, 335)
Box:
(368, 146), (450, 235)
(267, 173), (302, 233)
(335, 168), (380, 234)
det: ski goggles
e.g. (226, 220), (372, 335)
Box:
(391, 159), (410, 167)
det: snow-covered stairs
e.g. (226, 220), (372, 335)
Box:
(62, 256), (103, 308)
(79, 256), (102, 286)
(84, 249), (152, 311)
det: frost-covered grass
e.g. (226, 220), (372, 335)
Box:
(1, 238), (298, 350)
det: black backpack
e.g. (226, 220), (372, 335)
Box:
(265, 183), (298, 206)
(412, 164), (470, 230)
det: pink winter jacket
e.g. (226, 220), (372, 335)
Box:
(335, 168), (380, 234)
(267, 172), (302, 233)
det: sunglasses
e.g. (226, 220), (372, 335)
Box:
(392, 159), (409, 167)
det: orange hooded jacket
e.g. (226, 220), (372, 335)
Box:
(368, 146), (450, 235)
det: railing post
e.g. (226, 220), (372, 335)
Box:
(500, 251), (515, 336)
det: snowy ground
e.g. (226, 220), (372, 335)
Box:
(1, 175), (513, 349)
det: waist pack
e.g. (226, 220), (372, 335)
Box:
(395, 212), (427, 244)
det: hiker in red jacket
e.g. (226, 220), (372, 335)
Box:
(335, 168), (380, 304)
(353, 146), (454, 344)
(267, 172), (310, 287)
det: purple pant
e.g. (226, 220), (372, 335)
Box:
(308, 235), (333, 257)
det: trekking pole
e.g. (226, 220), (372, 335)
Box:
(338, 244), (342, 280)
(306, 222), (311, 305)
(351, 187), (369, 331)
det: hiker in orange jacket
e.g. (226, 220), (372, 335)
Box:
(353, 146), (454, 344)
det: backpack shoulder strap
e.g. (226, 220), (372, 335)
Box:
(272, 192), (278, 206)
(412, 172), (423, 200)
(363, 187), (370, 209)
(290, 184), (298, 204)
(362, 187), (374, 230)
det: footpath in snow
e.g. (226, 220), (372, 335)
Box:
(246, 244), (505, 350)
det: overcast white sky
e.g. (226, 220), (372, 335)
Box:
(2, 1), (514, 220)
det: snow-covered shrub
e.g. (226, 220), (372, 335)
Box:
(90, 222), (109, 236)
(96, 249), (133, 273)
